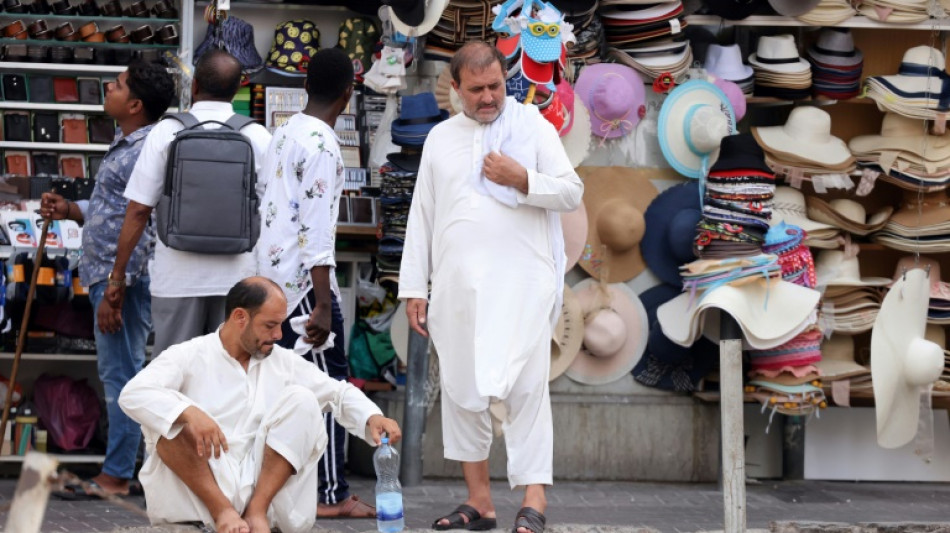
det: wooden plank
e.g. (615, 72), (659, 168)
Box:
(720, 315), (746, 533)
(5, 452), (58, 533)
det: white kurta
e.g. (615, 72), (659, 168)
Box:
(398, 110), (583, 412)
(119, 331), (382, 532)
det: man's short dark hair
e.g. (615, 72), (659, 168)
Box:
(225, 278), (281, 318)
(306, 48), (354, 105)
(450, 41), (506, 86)
(194, 49), (242, 100)
(126, 60), (175, 123)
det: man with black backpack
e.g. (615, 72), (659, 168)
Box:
(102, 50), (272, 358)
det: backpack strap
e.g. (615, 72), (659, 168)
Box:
(223, 114), (255, 131)
(161, 112), (201, 129)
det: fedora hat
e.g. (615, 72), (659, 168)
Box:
(576, 166), (661, 282)
(575, 63), (645, 139)
(391, 92), (448, 147)
(705, 44), (754, 82)
(769, 0), (820, 16)
(752, 107), (852, 168)
(658, 80), (737, 179)
(806, 197), (893, 236)
(749, 34), (811, 74)
(567, 278), (649, 385)
(561, 91), (592, 167)
(551, 286), (584, 381)
(632, 283), (718, 392)
(562, 200), (588, 270)
(815, 250), (891, 287)
(807, 28), (862, 67)
(816, 334), (870, 381)
(642, 181), (701, 288)
(849, 113), (950, 161)
(872, 268), (945, 449)
(387, 0), (448, 36)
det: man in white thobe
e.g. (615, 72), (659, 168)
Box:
(399, 42), (583, 533)
(120, 277), (401, 533)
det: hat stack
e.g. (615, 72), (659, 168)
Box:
(849, 113), (950, 192)
(693, 134), (776, 259)
(859, 0), (930, 23)
(770, 187), (841, 249)
(806, 28), (862, 100)
(874, 189), (950, 252)
(892, 256), (950, 325)
(704, 44), (754, 96)
(554, 0), (603, 74)
(815, 335), (871, 405)
(814, 249), (890, 335)
(752, 107), (856, 181)
(597, 1), (692, 81)
(423, 0), (497, 60)
(865, 46), (950, 121)
(749, 34), (812, 100)
(805, 196), (892, 237)
(795, 0), (856, 25)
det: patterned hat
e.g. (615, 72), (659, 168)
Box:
(265, 20), (321, 75)
(338, 17), (380, 80)
(194, 17), (263, 73)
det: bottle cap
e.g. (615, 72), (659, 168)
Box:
(381, 436), (389, 444)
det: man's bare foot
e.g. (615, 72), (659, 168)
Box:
(215, 508), (250, 533)
(91, 472), (130, 496)
(242, 508), (271, 533)
(435, 499), (496, 527)
(516, 486), (547, 533)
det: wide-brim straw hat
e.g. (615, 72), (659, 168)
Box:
(563, 200), (589, 271)
(562, 92), (593, 167)
(752, 106), (853, 168)
(816, 334), (871, 381)
(814, 250), (891, 287)
(658, 80), (737, 179)
(552, 285), (584, 381)
(806, 196), (893, 236)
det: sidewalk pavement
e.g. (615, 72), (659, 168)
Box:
(2, 475), (950, 533)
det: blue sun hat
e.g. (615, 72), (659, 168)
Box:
(641, 182), (702, 288)
(658, 79), (737, 179)
(391, 92), (448, 147)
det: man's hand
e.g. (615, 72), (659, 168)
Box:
(39, 192), (69, 220)
(367, 414), (402, 445)
(483, 151), (529, 194)
(305, 306), (331, 347)
(180, 406), (229, 459)
(98, 285), (125, 334)
(406, 298), (428, 337)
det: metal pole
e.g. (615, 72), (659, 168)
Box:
(400, 328), (429, 486)
(719, 313), (746, 533)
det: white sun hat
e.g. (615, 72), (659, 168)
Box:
(658, 79), (737, 179)
(753, 107), (852, 168)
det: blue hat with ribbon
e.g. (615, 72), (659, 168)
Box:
(391, 92), (448, 147)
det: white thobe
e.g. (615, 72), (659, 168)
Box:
(119, 331), (382, 533)
(398, 109), (583, 412)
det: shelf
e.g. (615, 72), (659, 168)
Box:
(0, 12), (178, 23)
(0, 453), (104, 463)
(196, 0), (350, 11)
(0, 37), (178, 49)
(747, 96), (874, 106)
(686, 14), (950, 30)
(0, 352), (96, 362)
(0, 102), (105, 112)
(337, 224), (378, 237)
(0, 62), (127, 73)
(0, 141), (108, 151)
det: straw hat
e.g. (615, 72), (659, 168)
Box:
(806, 197), (893, 236)
(770, 187), (836, 234)
(769, 0), (821, 16)
(576, 166), (661, 282)
(814, 250), (891, 287)
(551, 285), (584, 381)
(567, 278), (649, 385)
(872, 268), (945, 449)
(815, 334), (870, 381)
(434, 65), (462, 116)
(658, 80), (737, 179)
(561, 91), (592, 167)
(753, 107), (852, 168)
(849, 113), (950, 161)
(891, 256), (950, 302)
(748, 34), (810, 74)
(562, 200), (589, 271)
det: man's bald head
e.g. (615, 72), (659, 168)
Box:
(225, 277), (286, 320)
(194, 49), (242, 101)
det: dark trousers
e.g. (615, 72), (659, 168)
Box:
(278, 290), (350, 504)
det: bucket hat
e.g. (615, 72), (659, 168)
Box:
(567, 278), (649, 386)
(574, 63), (645, 139)
(194, 16), (263, 73)
(264, 20), (320, 75)
(576, 166), (661, 282)
(658, 79), (737, 179)
(872, 268), (945, 449)
(642, 181), (702, 288)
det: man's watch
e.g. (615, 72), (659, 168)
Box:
(107, 272), (126, 288)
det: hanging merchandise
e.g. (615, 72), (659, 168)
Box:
(574, 63), (645, 141)
(386, 0), (448, 37)
(194, 16), (263, 74)
(550, 286), (583, 382)
(641, 181), (702, 289)
(338, 16), (381, 81)
(364, 46), (408, 94)
(264, 20), (321, 75)
(890, 256), (950, 325)
(657, 79), (736, 179)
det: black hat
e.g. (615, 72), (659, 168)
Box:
(709, 133), (773, 175)
(703, 0), (765, 20)
(382, 0), (425, 27)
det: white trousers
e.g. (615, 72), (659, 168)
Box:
(440, 346), (554, 488)
(141, 385), (326, 533)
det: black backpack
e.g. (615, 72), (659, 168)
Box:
(156, 112), (260, 254)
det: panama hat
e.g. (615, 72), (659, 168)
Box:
(561, 91), (592, 167)
(567, 278), (649, 385)
(658, 80), (737, 179)
(849, 113), (950, 161)
(872, 268), (945, 449)
(576, 166), (661, 282)
(806, 197), (893, 236)
(815, 250), (891, 287)
(551, 286), (584, 381)
(562, 200), (588, 270)
(807, 27), (863, 67)
(752, 107), (852, 168)
(387, 0), (448, 36)
(641, 181), (701, 288)
(816, 334), (870, 381)
(749, 34), (811, 74)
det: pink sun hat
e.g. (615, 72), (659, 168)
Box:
(575, 63), (646, 139)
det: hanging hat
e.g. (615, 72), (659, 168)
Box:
(658, 79), (737, 179)
(575, 63), (645, 139)
(891, 256), (950, 302)
(814, 250), (891, 288)
(642, 181), (702, 288)
(768, 0), (821, 16)
(567, 278), (649, 385)
(562, 200), (588, 270)
(872, 268), (945, 449)
(551, 286), (584, 381)
(631, 283), (719, 392)
(752, 107), (852, 168)
(561, 91), (592, 167)
(194, 17), (263, 73)
(338, 17), (380, 79)
(704, 0), (764, 19)
(805, 196), (893, 236)
(434, 65), (463, 116)
(711, 77), (747, 122)
(264, 20), (321, 75)
(817, 334), (870, 381)
(576, 166), (661, 282)
(391, 92), (448, 147)
(387, 0), (449, 37)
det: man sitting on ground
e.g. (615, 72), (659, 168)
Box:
(119, 276), (401, 533)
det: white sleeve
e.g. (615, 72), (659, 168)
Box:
(515, 115), (584, 212)
(123, 119), (177, 207)
(293, 356), (383, 445)
(398, 145), (435, 300)
(118, 344), (195, 441)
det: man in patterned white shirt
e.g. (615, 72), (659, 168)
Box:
(255, 48), (374, 519)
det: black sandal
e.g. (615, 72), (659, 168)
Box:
(512, 506), (546, 533)
(432, 504), (497, 531)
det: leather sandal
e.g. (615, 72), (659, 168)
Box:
(316, 494), (376, 518)
(512, 506), (546, 533)
(432, 504), (497, 531)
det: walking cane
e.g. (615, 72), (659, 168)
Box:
(0, 216), (52, 451)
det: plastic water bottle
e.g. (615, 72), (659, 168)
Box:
(373, 436), (404, 533)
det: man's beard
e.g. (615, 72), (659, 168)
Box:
(466, 97), (506, 124)
(240, 330), (274, 358)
